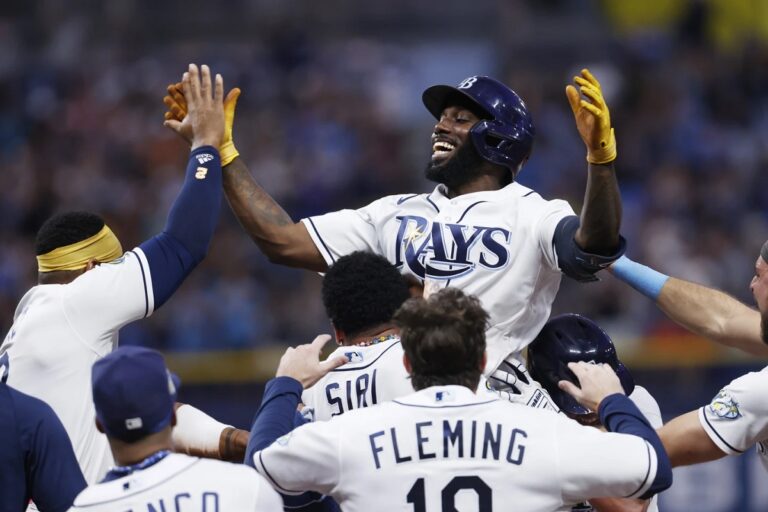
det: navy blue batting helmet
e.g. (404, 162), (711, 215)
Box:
(527, 313), (635, 416)
(422, 76), (535, 176)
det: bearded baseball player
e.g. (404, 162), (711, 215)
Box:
(0, 64), (247, 487)
(528, 314), (663, 512)
(163, 69), (625, 398)
(246, 288), (672, 511)
(610, 241), (768, 470)
(68, 346), (282, 511)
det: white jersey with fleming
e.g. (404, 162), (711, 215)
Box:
(69, 453), (282, 511)
(302, 336), (413, 421)
(254, 385), (659, 512)
(699, 366), (768, 471)
(0, 249), (154, 484)
(302, 183), (574, 373)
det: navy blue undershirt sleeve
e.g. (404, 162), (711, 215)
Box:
(246, 377), (341, 512)
(139, 146), (223, 308)
(553, 216), (626, 282)
(12, 386), (87, 511)
(598, 393), (673, 499)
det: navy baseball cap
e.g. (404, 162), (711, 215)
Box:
(92, 346), (180, 443)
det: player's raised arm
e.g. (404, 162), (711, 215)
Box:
(610, 254), (767, 356)
(163, 83), (326, 271)
(553, 69), (624, 281)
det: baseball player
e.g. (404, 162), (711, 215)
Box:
(68, 346), (282, 511)
(247, 288), (672, 512)
(0, 64), (245, 485)
(301, 251), (414, 421)
(1, 381), (86, 512)
(609, 242), (768, 470)
(528, 313), (663, 512)
(162, 69), (626, 383)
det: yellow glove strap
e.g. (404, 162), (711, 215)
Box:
(586, 128), (617, 165)
(219, 140), (239, 167)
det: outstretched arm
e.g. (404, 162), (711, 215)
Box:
(611, 256), (767, 356)
(163, 83), (326, 271)
(223, 158), (326, 271)
(553, 69), (624, 282)
(656, 410), (725, 467)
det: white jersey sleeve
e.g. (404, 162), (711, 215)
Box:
(253, 419), (341, 496)
(555, 414), (658, 502)
(531, 196), (576, 271)
(62, 249), (154, 352)
(629, 386), (663, 429)
(301, 197), (390, 265)
(698, 367), (768, 455)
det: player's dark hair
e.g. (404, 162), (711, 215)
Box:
(35, 211), (105, 256)
(322, 251), (411, 338)
(394, 288), (488, 391)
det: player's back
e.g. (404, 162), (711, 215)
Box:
(69, 453), (282, 511)
(257, 385), (659, 512)
(301, 336), (412, 420)
(0, 251), (152, 483)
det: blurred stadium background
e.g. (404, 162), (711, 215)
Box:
(3, 0), (768, 509)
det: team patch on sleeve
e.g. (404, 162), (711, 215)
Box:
(707, 390), (741, 420)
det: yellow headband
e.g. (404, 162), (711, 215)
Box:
(37, 225), (123, 273)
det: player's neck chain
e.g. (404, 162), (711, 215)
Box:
(356, 333), (398, 347)
(103, 450), (171, 482)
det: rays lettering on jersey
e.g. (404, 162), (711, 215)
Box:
(143, 491), (219, 511)
(394, 216), (511, 279)
(369, 419), (527, 469)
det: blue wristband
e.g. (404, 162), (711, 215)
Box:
(611, 255), (669, 301)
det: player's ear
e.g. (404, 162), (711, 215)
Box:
(85, 258), (99, 272)
(95, 418), (105, 434)
(333, 324), (345, 346)
(403, 353), (413, 375)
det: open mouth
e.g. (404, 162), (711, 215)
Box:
(431, 140), (457, 162)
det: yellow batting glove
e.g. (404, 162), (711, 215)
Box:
(163, 83), (241, 166)
(565, 69), (617, 165)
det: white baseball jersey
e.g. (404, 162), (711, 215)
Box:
(69, 453), (282, 511)
(699, 366), (768, 471)
(302, 183), (575, 374)
(302, 336), (413, 421)
(254, 385), (660, 512)
(0, 249), (154, 484)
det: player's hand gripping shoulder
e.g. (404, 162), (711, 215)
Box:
(559, 361), (625, 412)
(276, 334), (349, 389)
(566, 68), (617, 165)
(164, 77), (241, 165)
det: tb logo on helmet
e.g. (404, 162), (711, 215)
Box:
(457, 76), (478, 89)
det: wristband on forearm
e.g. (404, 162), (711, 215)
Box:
(172, 404), (231, 458)
(611, 255), (669, 301)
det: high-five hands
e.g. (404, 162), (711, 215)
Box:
(164, 74), (241, 166)
(566, 69), (617, 165)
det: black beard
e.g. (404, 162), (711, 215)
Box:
(425, 141), (486, 191)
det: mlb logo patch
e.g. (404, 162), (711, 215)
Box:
(125, 417), (143, 430)
(435, 390), (454, 402)
(345, 351), (364, 363)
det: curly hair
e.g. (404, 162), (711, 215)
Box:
(321, 251), (411, 338)
(394, 287), (488, 390)
(35, 211), (105, 256)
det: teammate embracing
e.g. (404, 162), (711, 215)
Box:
(0, 64), (245, 487)
(163, 69), (626, 399)
(246, 288), (672, 511)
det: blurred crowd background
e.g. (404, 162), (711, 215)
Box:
(2, 1), (768, 509)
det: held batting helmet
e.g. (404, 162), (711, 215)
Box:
(527, 313), (635, 416)
(422, 76), (535, 177)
